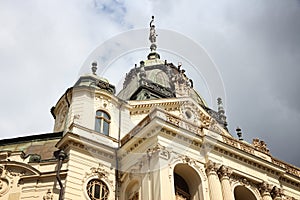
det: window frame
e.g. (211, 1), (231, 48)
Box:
(86, 179), (109, 200)
(95, 110), (111, 135)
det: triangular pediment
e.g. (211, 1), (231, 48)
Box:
(127, 97), (232, 138)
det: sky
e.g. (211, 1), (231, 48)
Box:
(0, 0), (299, 167)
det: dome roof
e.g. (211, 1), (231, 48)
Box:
(117, 55), (207, 107)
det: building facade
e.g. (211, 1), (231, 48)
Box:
(0, 17), (300, 200)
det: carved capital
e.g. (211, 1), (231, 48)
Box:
(271, 186), (283, 199)
(259, 181), (272, 195)
(217, 165), (232, 179)
(205, 160), (218, 175)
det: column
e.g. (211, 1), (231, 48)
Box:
(218, 165), (234, 200)
(259, 182), (273, 200)
(205, 160), (223, 200)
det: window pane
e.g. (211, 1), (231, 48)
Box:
(95, 118), (102, 133)
(103, 121), (109, 135)
(96, 111), (102, 116)
(94, 184), (100, 199)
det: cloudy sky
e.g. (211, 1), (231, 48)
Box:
(0, 0), (299, 167)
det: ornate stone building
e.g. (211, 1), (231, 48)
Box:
(0, 17), (299, 200)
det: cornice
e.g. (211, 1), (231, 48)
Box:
(213, 140), (300, 187)
(220, 134), (300, 179)
(56, 132), (116, 161)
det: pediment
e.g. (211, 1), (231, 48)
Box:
(0, 161), (40, 178)
(128, 97), (232, 137)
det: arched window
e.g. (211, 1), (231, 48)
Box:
(173, 164), (203, 200)
(234, 186), (257, 200)
(95, 110), (110, 135)
(86, 179), (109, 200)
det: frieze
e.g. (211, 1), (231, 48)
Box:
(221, 136), (300, 179)
(67, 140), (114, 160)
(240, 143), (254, 154)
(222, 136), (239, 148)
(272, 158), (300, 178)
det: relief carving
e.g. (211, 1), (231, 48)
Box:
(84, 163), (114, 188)
(205, 160), (219, 175)
(147, 144), (170, 160)
(217, 165), (232, 179)
(259, 181), (272, 195)
(252, 138), (270, 154)
(43, 189), (53, 200)
(0, 178), (9, 197)
(90, 164), (109, 179)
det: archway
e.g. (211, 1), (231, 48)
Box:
(174, 164), (202, 200)
(234, 185), (257, 200)
(125, 180), (140, 200)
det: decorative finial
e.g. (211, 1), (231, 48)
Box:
(91, 61), (97, 75)
(149, 16), (157, 51)
(236, 127), (243, 141)
(217, 97), (228, 130)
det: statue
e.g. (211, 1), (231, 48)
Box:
(149, 16), (158, 51)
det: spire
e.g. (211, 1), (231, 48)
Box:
(147, 16), (160, 60)
(149, 16), (157, 52)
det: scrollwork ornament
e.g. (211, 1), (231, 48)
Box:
(43, 189), (53, 200)
(0, 178), (9, 197)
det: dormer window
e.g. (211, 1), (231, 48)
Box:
(95, 110), (110, 135)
